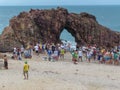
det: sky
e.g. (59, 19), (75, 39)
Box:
(0, 0), (120, 6)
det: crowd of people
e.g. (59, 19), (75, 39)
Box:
(11, 42), (120, 66)
(1, 42), (120, 80)
(12, 42), (67, 61)
(71, 45), (120, 65)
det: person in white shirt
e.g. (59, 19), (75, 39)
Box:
(78, 49), (83, 62)
(13, 47), (17, 60)
(13, 47), (17, 53)
(21, 45), (24, 56)
(52, 49), (59, 61)
(34, 45), (39, 55)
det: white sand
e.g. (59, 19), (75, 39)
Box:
(0, 52), (120, 90)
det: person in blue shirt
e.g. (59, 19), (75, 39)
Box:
(47, 48), (52, 61)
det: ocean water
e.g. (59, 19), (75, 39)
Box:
(0, 5), (120, 43)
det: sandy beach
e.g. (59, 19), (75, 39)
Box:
(0, 52), (120, 90)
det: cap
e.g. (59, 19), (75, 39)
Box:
(24, 61), (27, 64)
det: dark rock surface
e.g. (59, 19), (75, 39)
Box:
(0, 7), (120, 51)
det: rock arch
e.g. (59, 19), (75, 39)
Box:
(0, 7), (120, 51)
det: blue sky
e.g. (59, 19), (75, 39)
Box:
(0, 0), (120, 6)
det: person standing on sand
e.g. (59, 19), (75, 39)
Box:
(47, 48), (52, 61)
(13, 47), (17, 60)
(34, 44), (39, 55)
(72, 50), (78, 64)
(86, 50), (91, 63)
(113, 51), (119, 65)
(78, 49), (83, 62)
(60, 48), (65, 60)
(23, 61), (29, 80)
(3, 54), (8, 69)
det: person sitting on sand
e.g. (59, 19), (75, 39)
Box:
(3, 54), (8, 69)
(23, 61), (29, 80)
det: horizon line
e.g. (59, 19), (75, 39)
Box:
(0, 4), (120, 6)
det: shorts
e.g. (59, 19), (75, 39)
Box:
(4, 61), (8, 67)
(13, 52), (16, 54)
(104, 57), (110, 61)
(87, 56), (91, 59)
(4, 61), (8, 69)
(79, 56), (82, 58)
(36, 51), (38, 53)
(23, 71), (28, 75)
(72, 58), (77, 62)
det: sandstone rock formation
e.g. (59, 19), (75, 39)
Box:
(0, 7), (120, 52)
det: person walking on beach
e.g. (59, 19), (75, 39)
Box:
(23, 61), (29, 80)
(3, 54), (8, 69)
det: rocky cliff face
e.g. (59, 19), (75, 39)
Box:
(0, 7), (120, 51)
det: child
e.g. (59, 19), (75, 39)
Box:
(3, 55), (8, 69)
(23, 61), (29, 80)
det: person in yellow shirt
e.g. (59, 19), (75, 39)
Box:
(60, 48), (65, 60)
(23, 61), (29, 80)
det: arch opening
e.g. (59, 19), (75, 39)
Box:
(60, 29), (77, 50)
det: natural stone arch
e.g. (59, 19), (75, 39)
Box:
(0, 7), (120, 51)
